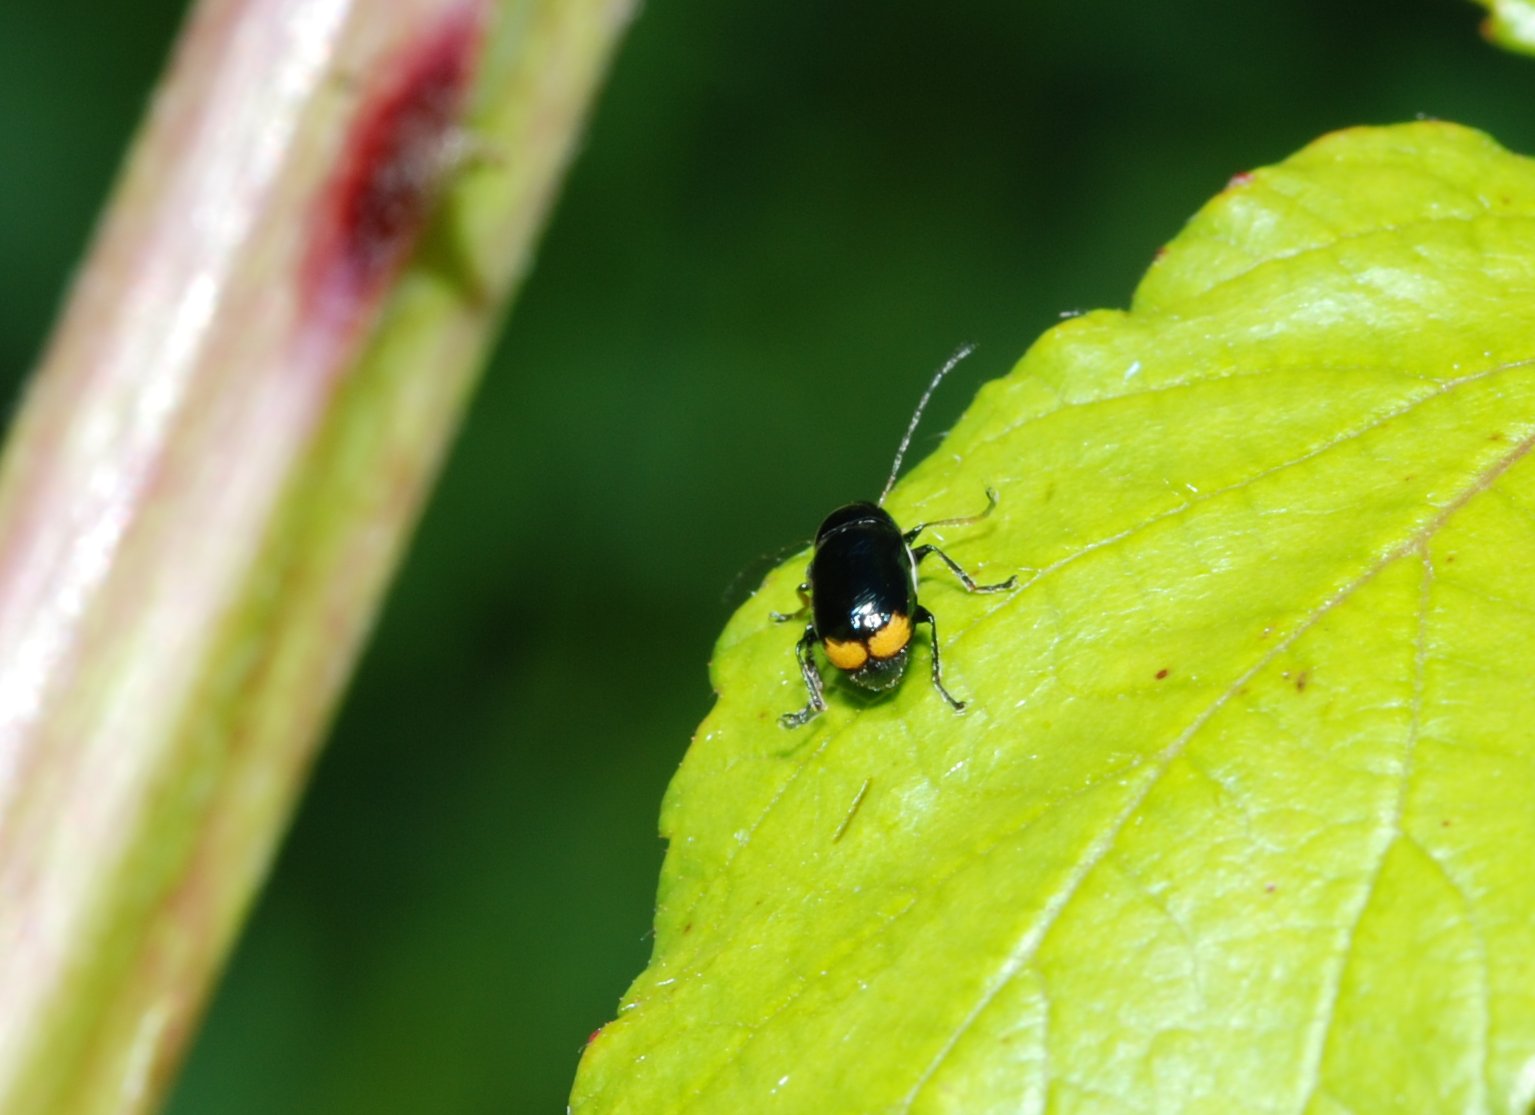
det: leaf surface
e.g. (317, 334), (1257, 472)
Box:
(573, 122), (1535, 1114)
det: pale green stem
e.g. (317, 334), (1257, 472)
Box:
(0, 0), (633, 1111)
(1474, 0), (1535, 55)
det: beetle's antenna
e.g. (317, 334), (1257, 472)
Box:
(878, 342), (975, 506)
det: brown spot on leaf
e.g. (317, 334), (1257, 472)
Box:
(1155, 668), (1169, 680)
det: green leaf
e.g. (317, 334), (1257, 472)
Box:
(1473, 0), (1535, 57)
(572, 121), (1535, 1113)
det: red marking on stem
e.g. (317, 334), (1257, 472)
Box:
(304, 3), (485, 330)
(1226, 170), (1255, 189)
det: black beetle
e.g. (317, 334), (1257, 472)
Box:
(776, 345), (1017, 728)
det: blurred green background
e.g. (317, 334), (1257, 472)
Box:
(1, 2), (1533, 1111)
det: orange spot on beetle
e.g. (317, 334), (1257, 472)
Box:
(824, 637), (869, 671)
(867, 613), (912, 660)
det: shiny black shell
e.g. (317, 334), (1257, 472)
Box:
(808, 502), (917, 645)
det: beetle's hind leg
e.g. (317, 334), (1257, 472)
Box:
(781, 624), (827, 728)
(915, 606), (966, 712)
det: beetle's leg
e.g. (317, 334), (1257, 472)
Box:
(912, 544), (1018, 594)
(915, 605), (965, 711)
(770, 583), (812, 622)
(903, 487), (1000, 543)
(780, 625), (827, 728)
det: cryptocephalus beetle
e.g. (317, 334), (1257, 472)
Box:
(776, 345), (1017, 728)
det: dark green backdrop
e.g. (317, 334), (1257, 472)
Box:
(1, 2), (1531, 1111)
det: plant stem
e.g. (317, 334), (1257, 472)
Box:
(0, 0), (633, 1110)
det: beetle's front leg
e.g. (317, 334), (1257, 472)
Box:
(903, 486), (1001, 543)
